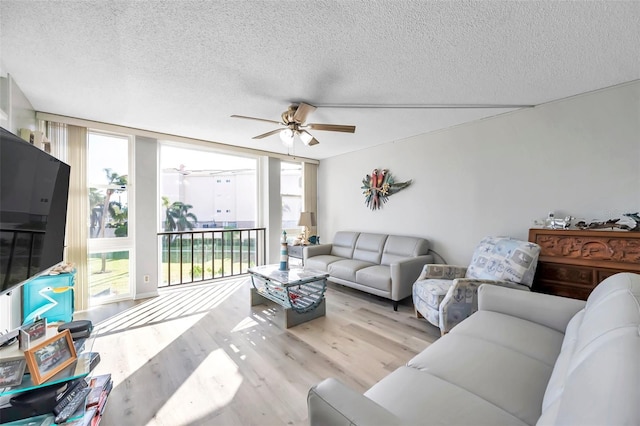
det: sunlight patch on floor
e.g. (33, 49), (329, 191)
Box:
(92, 313), (208, 390)
(94, 278), (246, 336)
(153, 348), (243, 424)
(230, 316), (259, 333)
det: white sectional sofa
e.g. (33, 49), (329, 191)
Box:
(308, 272), (640, 425)
(304, 231), (432, 310)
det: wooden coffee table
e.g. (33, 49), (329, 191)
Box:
(248, 265), (328, 328)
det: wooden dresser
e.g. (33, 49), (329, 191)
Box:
(528, 228), (640, 300)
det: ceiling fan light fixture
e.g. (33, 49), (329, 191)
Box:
(280, 128), (294, 147)
(299, 130), (314, 146)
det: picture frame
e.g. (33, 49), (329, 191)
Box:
(0, 356), (27, 388)
(24, 329), (77, 385)
(18, 318), (47, 350)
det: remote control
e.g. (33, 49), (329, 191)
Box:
(54, 387), (91, 424)
(53, 379), (88, 415)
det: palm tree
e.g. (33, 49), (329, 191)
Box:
(166, 201), (198, 231)
(161, 196), (176, 232)
(108, 201), (128, 237)
(97, 169), (128, 272)
(89, 187), (105, 237)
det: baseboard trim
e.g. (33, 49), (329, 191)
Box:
(134, 291), (159, 300)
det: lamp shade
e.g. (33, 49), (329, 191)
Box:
(297, 212), (316, 227)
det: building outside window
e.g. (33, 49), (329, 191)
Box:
(158, 143), (258, 285)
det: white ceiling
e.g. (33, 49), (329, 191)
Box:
(1, 1), (639, 160)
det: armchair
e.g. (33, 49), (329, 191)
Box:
(412, 236), (541, 334)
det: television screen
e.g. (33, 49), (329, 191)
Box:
(0, 127), (70, 295)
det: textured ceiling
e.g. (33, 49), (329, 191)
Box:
(1, 1), (639, 160)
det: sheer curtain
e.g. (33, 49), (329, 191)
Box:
(47, 122), (89, 311)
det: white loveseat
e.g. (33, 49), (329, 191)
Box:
(304, 231), (432, 310)
(308, 272), (640, 425)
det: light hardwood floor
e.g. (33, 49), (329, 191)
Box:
(79, 277), (440, 426)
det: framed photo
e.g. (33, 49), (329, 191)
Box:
(19, 318), (47, 350)
(0, 356), (27, 387)
(24, 329), (77, 385)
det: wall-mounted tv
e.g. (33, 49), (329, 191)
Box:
(0, 127), (70, 296)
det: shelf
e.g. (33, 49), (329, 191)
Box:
(0, 326), (97, 398)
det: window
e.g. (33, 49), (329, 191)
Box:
(87, 131), (133, 302)
(159, 143), (258, 286)
(281, 162), (302, 236)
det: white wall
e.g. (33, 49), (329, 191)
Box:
(134, 136), (159, 299)
(318, 81), (640, 266)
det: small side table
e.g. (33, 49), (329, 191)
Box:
(287, 244), (304, 264)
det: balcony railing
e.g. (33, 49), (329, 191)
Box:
(157, 227), (266, 287)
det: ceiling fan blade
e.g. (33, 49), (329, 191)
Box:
(231, 114), (282, 125)
(253, 129), (283, 139)
(307, 137), (319, 146)
(292, 102), (317, 124)
(307, 123), (356, 133)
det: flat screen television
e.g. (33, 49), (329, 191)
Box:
(0, 126), (70, 296)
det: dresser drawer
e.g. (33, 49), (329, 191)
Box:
(534, 280), (593, 300)
(536, 263), (593, 285)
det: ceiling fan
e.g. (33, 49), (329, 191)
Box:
(231, 102), (355, 147)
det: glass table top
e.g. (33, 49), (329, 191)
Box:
(248, 265), (328, 285)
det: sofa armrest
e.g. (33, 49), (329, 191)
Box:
(308, 378), (403, 426)
(416, 264), (467, 281)
(304, 244), (333, 262)
(390, 254), (434, 301)
(439, 279), (530, 333)
(478, 284), (586, 333)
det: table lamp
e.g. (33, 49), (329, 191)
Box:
(297, 212), (316, 243)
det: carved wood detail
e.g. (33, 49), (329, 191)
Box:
(529, 229), (640, 300)
(536, 235), (640, 264)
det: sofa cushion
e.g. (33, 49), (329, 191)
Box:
(451, 310), (565, 367)
(538, 273), (640, 425)
(381, 235), (430, 265)
(408, 333), (554, 426)
(465, 236), (540, 287)
(330, 231), (360, 258)
(305, 255), (347, 272)
(355, 265), (391, 291)
(364, 366), (528, 426)
(351, 233), (388, 264)
(537, 327), (640, 426)
(329, 259), (377, 282)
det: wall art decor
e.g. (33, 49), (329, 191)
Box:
(361, 169), (412, 210)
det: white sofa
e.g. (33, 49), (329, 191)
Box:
(304, 231), (432, 310)
(308, 272), (640, 425)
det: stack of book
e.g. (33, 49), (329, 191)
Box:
(84, 374), (112, 426)
(4, 374), (113, 426)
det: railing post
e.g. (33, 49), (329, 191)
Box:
(157, 228), (265, 287)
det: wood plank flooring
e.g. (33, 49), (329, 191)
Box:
(78, 277), (440, 426)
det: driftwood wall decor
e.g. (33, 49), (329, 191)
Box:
(361, 169), (412, 210)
